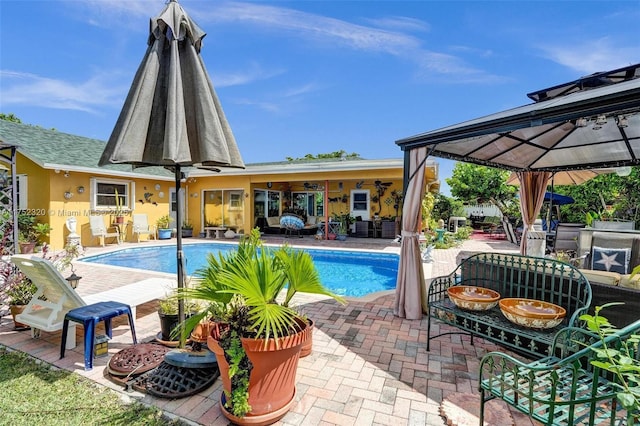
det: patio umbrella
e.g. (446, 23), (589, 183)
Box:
(99, 0), (245, 330)
(506, 169), (613, 186)
(543, 191), (574, 205)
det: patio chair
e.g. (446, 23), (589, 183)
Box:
(132, 213), (155, 243)
(280, 213), (305, 238)
(89, 215), (120, 247)
(501, 218), (520, 245)
(552, 222), (585, 253)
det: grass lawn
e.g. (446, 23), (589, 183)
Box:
(0, 348), (187, 426)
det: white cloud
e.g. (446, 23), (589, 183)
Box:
(364, 16), (431, 33)
(75, 0), (491, 80)
(538, 37), (640, 74)
(211, 63), (285, 87)
(0, 70), (127, 113)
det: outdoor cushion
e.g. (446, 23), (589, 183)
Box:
(266, 217), (280, 227)
(619, 273), (640, 290)
(591, 246), (631, 274)
(578, 269), (621, 286)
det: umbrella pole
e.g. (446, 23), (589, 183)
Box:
(175, 166), (185, 347)
(547, 174), (555, 228)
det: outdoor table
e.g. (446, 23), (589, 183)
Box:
(204, 226), (227, 238)
(60, 301), (137, 370)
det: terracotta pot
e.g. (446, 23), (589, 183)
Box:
(208, 320), (310, 425)
(299, 318), (314, 358)
(19, 242), (36, 254)
(115, 216), (125, 224)
(10, 305), (30, 330)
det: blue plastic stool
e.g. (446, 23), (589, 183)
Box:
(60, 301), (137, 370)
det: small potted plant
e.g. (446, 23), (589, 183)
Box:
(2, 264), (37, 329)
(17, 213), (51, 253)
(157, 291), (200, 342)
(177, 229), (345, 424)
(156, 215), (173, 240)
(112, 189), (128, 224)
(182, 220), (194, 238)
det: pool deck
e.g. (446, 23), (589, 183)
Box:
(1, 233), (542, 425)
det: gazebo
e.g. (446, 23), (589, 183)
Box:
(393, 63), (640, 319)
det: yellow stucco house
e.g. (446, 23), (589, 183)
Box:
(1, 120), (439, 250)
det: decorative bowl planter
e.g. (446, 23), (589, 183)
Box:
(499, 298), (566, 329)
(447, 286), (500, 311)
(157, 229), (172, 239)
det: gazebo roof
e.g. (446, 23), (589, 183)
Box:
(396, 63), (640, 172)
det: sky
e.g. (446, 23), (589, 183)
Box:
(1, 1), (639, 196)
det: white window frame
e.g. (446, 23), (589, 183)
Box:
(90, 177), (135, 211)
(351, 189), (370, 220)
(16, 174), (28, 210)
(229, 190), (243, 211)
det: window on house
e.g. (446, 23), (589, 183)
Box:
(229, 191), (243, 210)
(352, 191), (368, 211)
(268, 191), (281, 217)
(16, 175), (27, 210)
(90, 178), (133, 211)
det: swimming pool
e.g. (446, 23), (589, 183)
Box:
(81, 243), (399, 297)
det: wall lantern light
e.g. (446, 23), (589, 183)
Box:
(65, 271), (82, 289)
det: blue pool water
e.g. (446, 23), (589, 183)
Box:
(81, 243), (399, 297)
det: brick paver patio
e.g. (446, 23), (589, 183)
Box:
(1, 233), (542, 425)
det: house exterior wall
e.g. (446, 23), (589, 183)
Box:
(13, 157), (436, 248)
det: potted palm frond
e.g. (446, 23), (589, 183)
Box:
(177, 228), (345, 424)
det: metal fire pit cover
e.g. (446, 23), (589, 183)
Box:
(108, 343), (170, 377)
(143, 362), (219, 399)
(164, 347), (218, 369)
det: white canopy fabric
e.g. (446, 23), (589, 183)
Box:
(394, 146), (429, 319)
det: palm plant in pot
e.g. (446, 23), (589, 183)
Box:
(177, 228), (345, 424)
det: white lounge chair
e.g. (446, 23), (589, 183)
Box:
(11, 256), (176, 349)
(132, 213), (155, 243)
(89, 215), (119, 246)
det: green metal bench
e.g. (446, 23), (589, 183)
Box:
(479, 319), (640, 425)
(427, 253), (592, 358)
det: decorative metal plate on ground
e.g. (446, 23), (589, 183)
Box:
(108, 343), (170, 377)
(140, 362), (219, 399)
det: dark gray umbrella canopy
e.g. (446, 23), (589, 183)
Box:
(99, 0), (244, 170)
(99, 0), (244, 337)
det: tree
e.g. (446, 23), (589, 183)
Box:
(286, 150), (360, 161)
(446, 163), (518, 216)
(0, 113), (21, 123)
(560, 168), (640, 227)
(431, 193), (464, 225)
